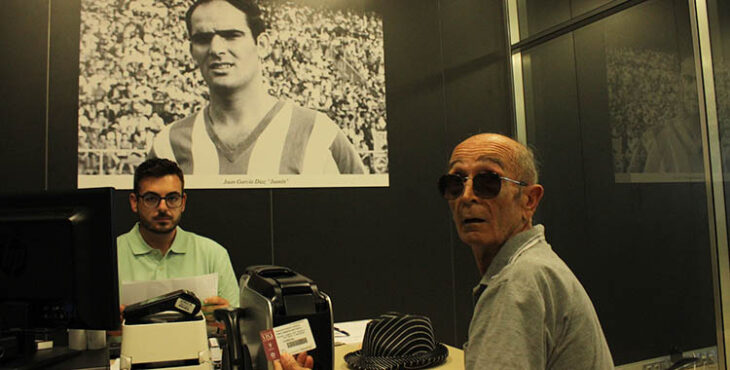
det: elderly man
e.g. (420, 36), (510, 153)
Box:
(117, 158), (239, 323)
(438, 133), (614, 369)
(149, 0), (365, 175)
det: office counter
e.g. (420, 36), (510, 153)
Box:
(110, 341), (465, 370)
(1, 347), (110, 370)
(86, 318), (466, 370)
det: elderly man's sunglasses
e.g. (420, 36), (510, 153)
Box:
(438, 172), (527, 200)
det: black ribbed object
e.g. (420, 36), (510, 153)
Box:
(344, 312), (448, 370)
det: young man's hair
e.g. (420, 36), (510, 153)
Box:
(133, 158), (185, 194)
(185, 0), (267, 42)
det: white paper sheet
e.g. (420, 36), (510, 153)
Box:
(120, 273), (218, 305)
(333, 319), (371, 345)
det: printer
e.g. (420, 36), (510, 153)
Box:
(120, 290), (212, 370)
(217, 265), (334, 370)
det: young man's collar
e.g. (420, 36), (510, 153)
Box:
(131, 223), (188, 255)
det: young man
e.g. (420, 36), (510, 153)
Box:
(149, 0), (365, 175)
(117, 158), (239, 322)
(440, 133), (614, 369)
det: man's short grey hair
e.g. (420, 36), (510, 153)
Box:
(514, 144), (539, 185)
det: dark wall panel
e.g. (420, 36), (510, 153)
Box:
(184, 190), (274, 279)
(271, 188), (454, 337)
(0, 0), (49, 193)
(440, 0), (513, 346)
(48, 0), (80, 191)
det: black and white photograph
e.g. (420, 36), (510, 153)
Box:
(606, 47), (705, 183)
(77, 0), (388, 189)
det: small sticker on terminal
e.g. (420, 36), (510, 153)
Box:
(174, 298), (195, 314)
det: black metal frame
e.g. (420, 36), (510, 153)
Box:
(510, 0), (652, 52)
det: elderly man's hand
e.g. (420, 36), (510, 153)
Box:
(273, 352), (313, 370)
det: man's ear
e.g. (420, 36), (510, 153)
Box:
(523, 184), (544, 216)
(129, 192), (139, 213)
(256, 32), (271, 59)
(180, 192), (187, 213)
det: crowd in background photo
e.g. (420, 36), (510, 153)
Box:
(78, 0), (387, 175)
(607, 47), (704, 176)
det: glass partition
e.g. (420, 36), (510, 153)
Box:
(707, 0), (730, 364)
(511, 0), (718, 365)
(515, 0), (612, 38)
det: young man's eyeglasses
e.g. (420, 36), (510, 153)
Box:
(438, 172), (527, 200)
(136, 192), (184, 208)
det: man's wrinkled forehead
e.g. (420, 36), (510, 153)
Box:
(448, 155), (505, 171)
(448, 135), (513, 169)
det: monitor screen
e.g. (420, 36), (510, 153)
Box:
(0, 187), (120, 331)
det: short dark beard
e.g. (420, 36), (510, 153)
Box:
(137, 213), (178, 235)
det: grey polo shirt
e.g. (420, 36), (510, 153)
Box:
(464, 225), (614, 369)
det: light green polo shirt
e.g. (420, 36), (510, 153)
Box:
(117, 223), (240, 307)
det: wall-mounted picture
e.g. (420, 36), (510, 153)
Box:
(607, 47), (705, 183)
(77, 0), (388, 189)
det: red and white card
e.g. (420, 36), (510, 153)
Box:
(259, 319), (317, 361)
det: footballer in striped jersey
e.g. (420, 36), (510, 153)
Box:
(149, 0), (365, 175)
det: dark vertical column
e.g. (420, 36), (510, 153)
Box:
(439, 0), (514, 345)
(48, 0), (81, 191)
(0, 0), (50, 193)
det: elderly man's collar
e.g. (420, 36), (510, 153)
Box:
(482, 224), (545, 282)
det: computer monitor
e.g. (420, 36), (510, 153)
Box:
(0, 187), (120, 361)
